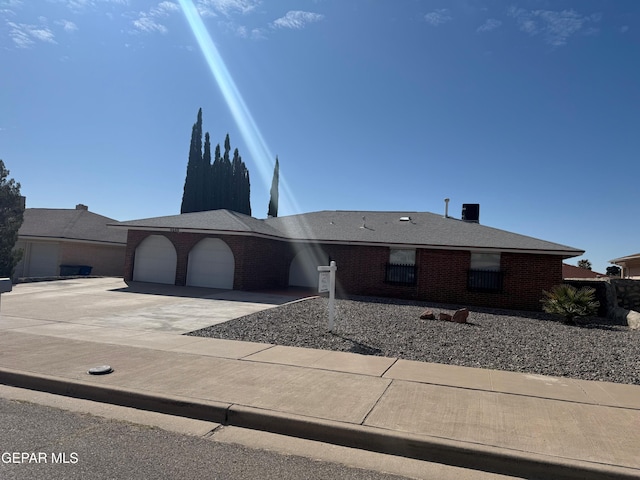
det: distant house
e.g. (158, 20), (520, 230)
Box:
(609, 253), (640, 279)
(111, 208), (584, 311)
(15, 204), (127, 280)
(562, 263), (605, 279)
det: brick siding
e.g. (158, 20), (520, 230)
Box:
(124, 231), (563, 311)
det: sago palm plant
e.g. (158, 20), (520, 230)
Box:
(540, 284), (599, 325)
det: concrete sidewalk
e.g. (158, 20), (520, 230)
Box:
(1, 279), (639, 479)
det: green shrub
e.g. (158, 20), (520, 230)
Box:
(540, 284), (599, 325)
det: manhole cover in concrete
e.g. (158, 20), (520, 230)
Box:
(88, 365), (113, 375)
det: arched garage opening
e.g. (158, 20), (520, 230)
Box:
(289, 246), (329, 288)
(186, 238), (234, 289)
(133, 235), (177, 284)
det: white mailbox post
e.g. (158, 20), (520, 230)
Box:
(0, 278), (12, 317)
(317, 261), (337, 332)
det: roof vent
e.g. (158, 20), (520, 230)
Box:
(399, 216), (411, 222)
(461, 204), (480, 223)
(75, 204), (88, 211)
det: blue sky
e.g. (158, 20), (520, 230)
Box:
(1, 0), (638, 273)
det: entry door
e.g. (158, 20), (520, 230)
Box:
(289, 247), (328, 288)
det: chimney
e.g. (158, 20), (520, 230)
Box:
(19, 196), (26, 210)
(444, 198), (450, 218)
(75, 204), (88, 211)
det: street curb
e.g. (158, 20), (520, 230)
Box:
(0, 368), (230, 424)
(2, 368), (639, 480)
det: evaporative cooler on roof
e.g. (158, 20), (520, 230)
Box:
(462, 204), (480, 223)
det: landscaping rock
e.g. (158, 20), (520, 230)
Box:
(453, 308), (469, 323)
(189, 295), (640, 385)
(627, 310), (640, 330)
(420, 309), (435, 320)
(439, 312), (453, 322)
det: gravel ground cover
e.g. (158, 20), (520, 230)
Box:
(187, 296), (640, 385)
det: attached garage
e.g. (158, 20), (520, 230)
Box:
(25, 242), (60, 277)
(289, 246), (329, 288)
(132, 235), (177, 284)
(186, 238), (234, 289)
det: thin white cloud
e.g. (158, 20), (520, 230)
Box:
(132, 1), (178, 34)
(51, 0), (128, 13)
(477, 18), (501, 33)
(133, 16), (167, 33)
(424, 8), (451, 27)
(154, 1), (179, 15)
(620, 25), (629, 34)
(271, 10), (324, 29)
(249, 27), (266, 39)
(508, 7), (601, 46)
(56, 19), (78, 32)
(7, 21), (56, 47)
(198, 0), (259, 17)
(0, 0), (21, 15)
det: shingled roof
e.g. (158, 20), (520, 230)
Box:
(20, 208), (127, 245)
(113, 209), (284, 239)
(112, 209), (583, 257)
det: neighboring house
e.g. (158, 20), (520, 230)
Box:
(15, 204), (127, 280)
(111, 208), (584, 311)
(562, 263), (605, 279)
(609, 253), (640, 279)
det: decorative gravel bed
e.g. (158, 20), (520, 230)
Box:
(187, 296), (640, 385)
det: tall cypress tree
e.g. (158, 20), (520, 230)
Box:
(202, 132), (212, 210)
(180, 108), (203, 214)
(182, 118), (253, 215)
(211, 143), (222, 210)
(230, 148), (251, 215)
(268, 156), (279, 217)
(242, 168), (251, 216)
(219, 134), (232, 210)
(231, 148), (242, 212)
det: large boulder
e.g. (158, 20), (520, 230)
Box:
(627, 310), (640, 330)
(452, 308), (469, 323)
(420, 309), (435, 320)
(611, 307), (640, 329)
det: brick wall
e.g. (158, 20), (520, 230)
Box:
(300, 244), (562, 311)
(124, 230), (291, 290)
(124, 231), (563, 311)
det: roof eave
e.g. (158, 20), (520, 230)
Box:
(18, 235), (126, 246)
(109, 225), (287, 242)
(109, 223), (583, 257)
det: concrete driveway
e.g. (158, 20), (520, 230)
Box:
(1, 277), (314, 334)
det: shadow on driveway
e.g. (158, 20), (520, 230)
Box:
(110, 282), (317, 305)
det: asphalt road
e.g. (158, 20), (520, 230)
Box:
(0, 396), (411, 480)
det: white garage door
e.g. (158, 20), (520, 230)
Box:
(289, 247), (328, 288)
(28, 242), (60, 277)
(186, 238), (234, 289)
(133, 235), (177, 284)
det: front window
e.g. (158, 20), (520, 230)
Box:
(385, 249), (416, 285)
(468, 253), (503, 292)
